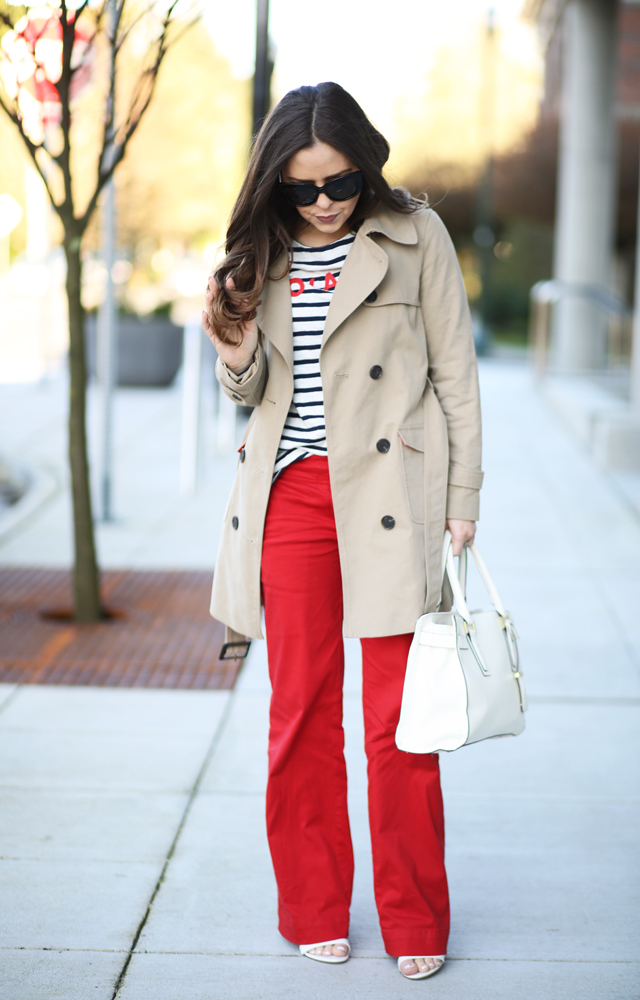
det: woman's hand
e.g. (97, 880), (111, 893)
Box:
(445, 518), (476, 556)
(202, 275), (259, 375)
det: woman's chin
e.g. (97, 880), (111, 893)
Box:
(307, 218), (349, 240)
(312, 220), (340, 232)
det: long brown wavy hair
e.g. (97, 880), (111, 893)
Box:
(210, 81), (422, 343)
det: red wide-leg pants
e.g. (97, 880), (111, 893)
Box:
(260, 456), (449, 957)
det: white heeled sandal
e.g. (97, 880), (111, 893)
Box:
(397, 955), (445, 980)
(299, 938), (350, 964)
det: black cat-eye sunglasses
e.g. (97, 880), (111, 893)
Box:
(278, 170), (364, 207)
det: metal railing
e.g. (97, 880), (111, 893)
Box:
(529, 280), (632, 376)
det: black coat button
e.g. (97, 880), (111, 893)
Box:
(381, 515), (395, 530)
(231, 516), (239, 530)
(369, 365), (383, 380)
(376, 438), (390, 453)
(239, 447), (246, 463)
(365, 290), (378, 303)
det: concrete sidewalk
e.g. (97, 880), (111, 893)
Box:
(1, 360), (639, 998)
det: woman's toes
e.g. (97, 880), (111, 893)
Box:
(400, 956), (443, 977)
(305, 941), (349, 959)
(425, 957), (442, 971)
(400, 959), (419, 976)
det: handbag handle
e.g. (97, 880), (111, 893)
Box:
(441, 532), (473, 623)
(467, 544), (508, 620)
(442, 532), (490, 675)
(458, 544), (468, 596)
(440, 533), (468, 603)
(442, 531), (509, 622)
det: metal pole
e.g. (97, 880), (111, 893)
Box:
(253, 0), (270, 137)
(631, 138), (640, 410)
(180, 319), (203, 496)
(97, 0), (118, 522)
(97, 176), (117, 521)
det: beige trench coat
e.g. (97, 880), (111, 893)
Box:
(210, 206), (483, 640)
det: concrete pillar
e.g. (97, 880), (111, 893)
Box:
(552, 0), (618, 372)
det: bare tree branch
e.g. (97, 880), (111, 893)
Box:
(82, 6), (199, 230)
(0, 88), (19, 129)
(116, 8), (198, 140)
(56, 0), (81, 220)
(115, 1), (161, 54)
(97, 0), (124, 181)
(2, 0), (201, 235)
(0, 88), (64, 218)
(67, 3), (103, 78)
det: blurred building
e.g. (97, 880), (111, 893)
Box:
(527, 0), (639, 364)
(526, 0), (640, 468)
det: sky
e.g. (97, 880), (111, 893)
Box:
(204, 0), (541, 140)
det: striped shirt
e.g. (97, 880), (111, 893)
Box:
(273, 233), (355, 479)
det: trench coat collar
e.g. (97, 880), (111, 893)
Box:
(322, 208), (418, 347)
(358, 207), (418, 246)
(257, 208), (419, 370)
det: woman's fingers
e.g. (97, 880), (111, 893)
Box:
(201, 311), (218, 346)
(204, 274), (258, 352)
(202, 310), (223, 350)
(446, 518), (476, 556)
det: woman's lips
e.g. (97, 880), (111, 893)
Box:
(315, 213), (338, 223)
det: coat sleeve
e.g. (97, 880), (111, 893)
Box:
(419, 210), (483, 521)
(215, 338), (268, 408)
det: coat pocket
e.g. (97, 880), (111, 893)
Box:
(399, 425), (424, 524)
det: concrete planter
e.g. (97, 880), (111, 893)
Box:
(86, 314), (183, 387)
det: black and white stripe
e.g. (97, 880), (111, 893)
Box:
(273, 234), (355, 479)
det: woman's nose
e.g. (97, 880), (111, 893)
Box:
(316, 193), (333, 210)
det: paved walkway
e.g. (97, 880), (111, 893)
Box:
(1, 360), (639, 998)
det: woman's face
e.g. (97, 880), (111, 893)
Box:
(281, 142), (360, 245)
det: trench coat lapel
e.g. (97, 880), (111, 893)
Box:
(321, 228), (388, 350)
(257, 253), (293, 372)
(321, 210), (418, 350)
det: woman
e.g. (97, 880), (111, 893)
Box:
(202, 82), (482, 981)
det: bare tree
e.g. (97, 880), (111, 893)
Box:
(0, 0), (198, 620)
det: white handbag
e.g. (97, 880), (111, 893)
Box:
(395, 532), (527, 754)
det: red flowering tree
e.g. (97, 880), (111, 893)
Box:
(0, 1), (197, 620)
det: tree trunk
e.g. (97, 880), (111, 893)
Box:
(65, 238), (102, 621)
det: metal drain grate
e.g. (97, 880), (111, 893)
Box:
(0, 567), (243, 689)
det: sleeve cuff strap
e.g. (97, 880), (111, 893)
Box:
(447, 464), (484, 490)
